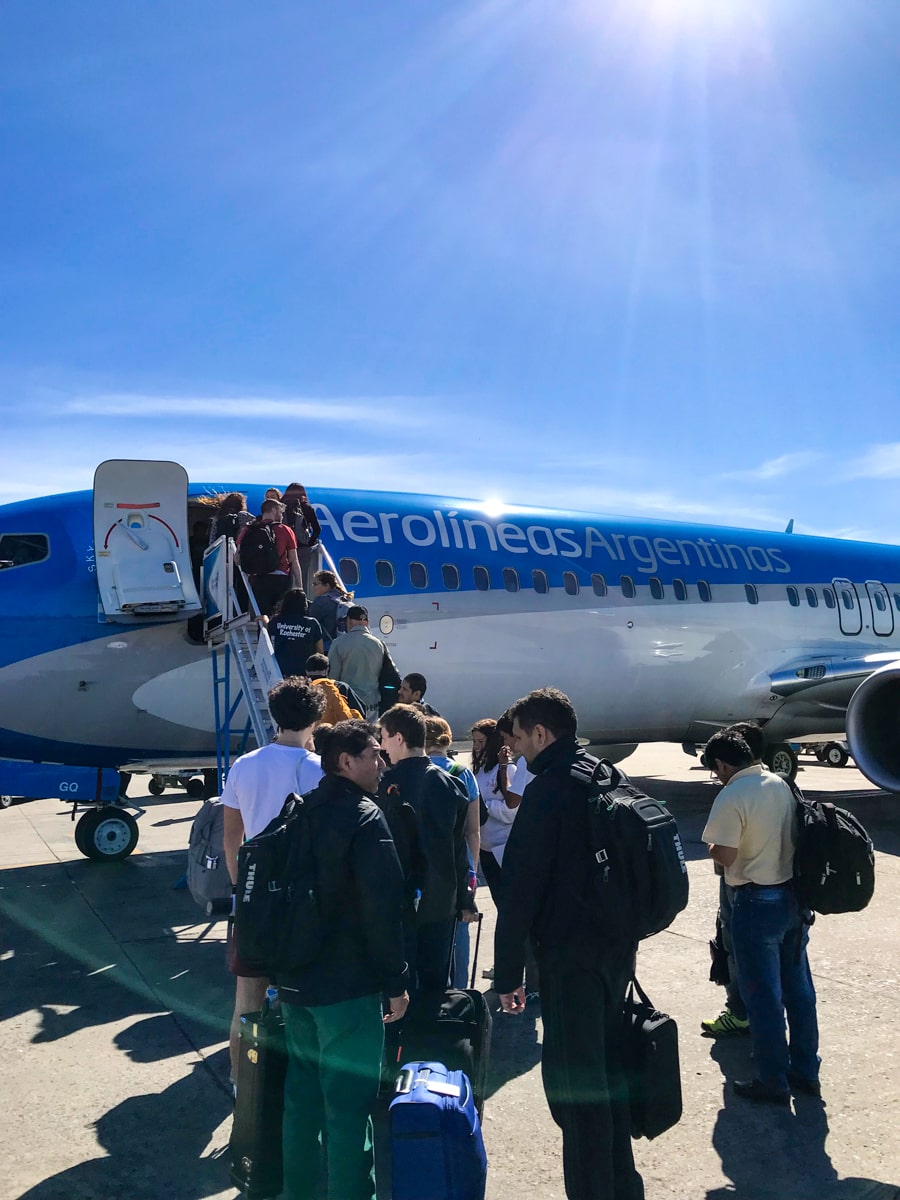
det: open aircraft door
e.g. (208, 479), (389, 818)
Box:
(93, 460), (202, 622)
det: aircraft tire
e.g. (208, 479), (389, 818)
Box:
(148, 778), (165, 796)
(0, 794), (12, 809)
(765, 742), (798, 782)
(824, 742), (849, 768)
(185, 776), (205, 800)
(76, 807), (140, 861)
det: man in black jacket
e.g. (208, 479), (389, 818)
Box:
(494, 688), (643, 1200)
(277, 720), (409, 1200)
(378, 704), (477, 992)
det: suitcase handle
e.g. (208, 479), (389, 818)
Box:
(395, 1068), (415, 1096)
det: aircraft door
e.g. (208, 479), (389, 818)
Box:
(832, 578), (863, 636)
(864, 580), (894, 637)
(93, 460), (202, 621)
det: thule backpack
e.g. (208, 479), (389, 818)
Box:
(239, 521), (280, 576)
(234, 791), (324, 976)
(187, 798), (233, 915)
(570, 757), (689, 942)
(792, 797), (875, 914)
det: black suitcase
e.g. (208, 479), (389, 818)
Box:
(229, 1004), (288, 1199)
(387, 915), (492, 1116)
(623, 975), (682, 1140)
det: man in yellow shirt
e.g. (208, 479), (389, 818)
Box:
(703, 729), (820, 1105)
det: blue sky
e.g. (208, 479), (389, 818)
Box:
(2, 0), (898, 542)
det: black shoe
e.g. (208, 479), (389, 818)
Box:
(733, 1078), (790, 1106)
(787, 1071), (821, 1097)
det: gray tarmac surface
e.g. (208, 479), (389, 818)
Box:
(1, 744), (898, 1200)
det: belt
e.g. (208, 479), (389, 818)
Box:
(734, 880), (792, 891)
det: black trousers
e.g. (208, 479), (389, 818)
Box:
(540, 958), (644, 1200)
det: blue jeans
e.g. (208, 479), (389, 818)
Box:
(719, 878), (746, 1020)
(731, 884), (819, 1091)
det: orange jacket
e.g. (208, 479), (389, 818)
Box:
(312, 677), (362, 725)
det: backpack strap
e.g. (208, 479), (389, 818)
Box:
(569, 755), (620, 795)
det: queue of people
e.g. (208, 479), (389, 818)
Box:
(219, 655), (821, 1200)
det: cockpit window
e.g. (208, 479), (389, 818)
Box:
(0, 533), (49, 570)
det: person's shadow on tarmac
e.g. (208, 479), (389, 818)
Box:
(15, 1015), (233, 1200)
(706, 1038), (899, 1200)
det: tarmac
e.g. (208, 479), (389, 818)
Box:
(1, 743), (898, 1200)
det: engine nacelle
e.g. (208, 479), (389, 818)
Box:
(846, 661), (900, 793)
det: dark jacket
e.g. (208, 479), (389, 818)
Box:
(276, 772), (409, 1007)
(493, 736), (636, 995)
(378, 757), (475, 926)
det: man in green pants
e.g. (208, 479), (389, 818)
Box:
(274, 720), (409, 1200)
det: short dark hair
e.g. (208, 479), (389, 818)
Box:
(725, 722), (764, 761)
(316, 720), (378, 774)
(705, 730), (753, 770)
(347, 605), (369, 623)
(260, 499), (283, 518)
(508, 688), (577, 740)
(267, 678), (325, 731)
(305, 653), (329, 676)
(380, 704), (426, 749)
(403, 672), (427, 698)
(495, 709), (514, 736)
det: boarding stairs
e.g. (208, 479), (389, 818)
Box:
(202, 531), (349, 786)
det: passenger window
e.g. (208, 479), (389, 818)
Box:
(806, 587), (818, 608)
(563, 571), (579, 596)
(409, 562), (428, 589)
(532, 569), (549, 595)
(787, 586), (800, 607)
(823, 588), (836, 609)
(874, 591), (886, 612)
(673, 578), (687, 601)
(473, 566), (490, 591)
(894, 592), (900, 613)
(591, 574), (607, 597)
(841, 589), (854, 610)
(503, 567), (519, 593)
(649, 577), (664, 600)
(698, 580), (711, 603)
(442, 563), (460, 590)
(375, 559), (395, 588)
(0, 533), (49, 569)
(745, 584), (759, 605)
(620, 576), (635, 599)
(338, 557), (360, 587)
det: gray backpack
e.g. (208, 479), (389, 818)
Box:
(187, 799), (233, 916)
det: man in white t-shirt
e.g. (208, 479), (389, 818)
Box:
(221, 677), (326, 1085)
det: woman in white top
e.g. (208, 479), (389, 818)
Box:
(470, 718), (521, 907)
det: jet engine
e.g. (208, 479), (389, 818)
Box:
(846, 660), (900, 793)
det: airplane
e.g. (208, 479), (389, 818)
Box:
(1, 458), (899, 857)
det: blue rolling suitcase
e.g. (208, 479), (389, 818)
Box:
(390, 1061), (487, 1200)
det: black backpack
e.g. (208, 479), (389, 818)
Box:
(234, 792), (323, 976)
(792, 797), (875, 914)
(216, 511), (241, 540)
(570, 757), (689, 942)
(239, 521), (280, 576)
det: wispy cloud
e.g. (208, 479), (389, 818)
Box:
(844, 443), (900, 480)
(63, 392), (432, 428)
(723, 452), (823, 482)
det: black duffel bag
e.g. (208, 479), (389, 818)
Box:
(623, 975), (682, 1140)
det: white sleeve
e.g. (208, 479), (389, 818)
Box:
(220, 761), (242, 810)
